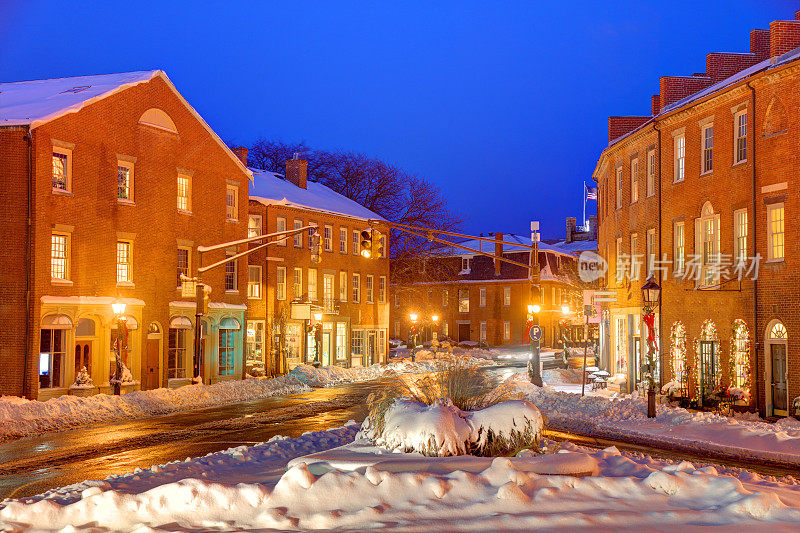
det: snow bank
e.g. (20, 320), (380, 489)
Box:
(359, 398), (543, 456)
(5, 435), (800, 531)
(515, 376), (800, 466)
(0, 375), (311, 441)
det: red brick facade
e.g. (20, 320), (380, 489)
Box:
(0, 72), (251, 399)
(596, 13), (800, 416)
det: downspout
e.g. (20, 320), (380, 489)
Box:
(747, 80), (759, 415)
(23, 127), (33, 399)
(653, 122), (662, 387)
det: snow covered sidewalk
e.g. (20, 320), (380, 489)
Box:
(516, 376), (800, 467)
(3, 423), (800, 531)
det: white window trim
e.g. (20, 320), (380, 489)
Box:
(352, 273), (361, 303)
(479, 287), (487, 307)
(293, 267), (303, 298)
(176, 245), (192, 288)
(116, 240), (133, 286)
(225, 252), (238, 293)
(503, 286), (511, 306)
(248, 214), (263, 238)
(177, 174), (192, 214)
(116, 159), (135, 204)
(767, 203), (785, 263)
(378, 276), (387, 304)
(294, 219), (303, 247)
(733, 208), (748, 264)
(615, 166), (623, 209)
(276, 216), (287, 246)
(733, 109), (748, 165)
(248, 265), (263, 299)
(339, 271), (348, 302)
(630, 157), (639, 204)
(700, 123), (714, 176)
(366, 274), (374, 304)
(308, 268), (318, 300)
(52, 144), (73, 195)
(50, 232), (72, 284)
(226, 183), (239, 222)
(352, 230), (360, 256)
(673, 221), (685, 275)
(340, 227), (348, 254)
(646, 149), (656, 197)
(673, 134), (686, 183)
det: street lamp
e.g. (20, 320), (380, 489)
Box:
(641, 275), (661, 418)
(560, 304), (570, 315)
(111, 299), (127, 396)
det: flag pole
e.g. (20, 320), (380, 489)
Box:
(582, 181), (586, 230)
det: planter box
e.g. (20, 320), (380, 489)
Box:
(69, 386), (98, 397)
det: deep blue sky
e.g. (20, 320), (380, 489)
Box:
(1, 0), (796, 238)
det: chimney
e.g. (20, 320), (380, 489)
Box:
(608, 116), (650, 142)
(651, 95), (661, 115)
(587, 215), (598, 239)
(769, 19), (800, 58)
(750, 28), (770, 61)
(233, 146), (248, 167)
(285, 153), (308, 189)
(566, 217), (577, 244)
(494, 232), (503, 276)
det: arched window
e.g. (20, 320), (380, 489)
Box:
(769, 321), (788, 340)
(138, 108), (178, 134)
(670, 321), (687, 380)
(697, 202), (720, 287)
(731, 319), (750, 390)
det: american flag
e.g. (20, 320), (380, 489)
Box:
(585, 185), (597, 200)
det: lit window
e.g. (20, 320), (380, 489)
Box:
(323, 273), (334, 312)
(276, 266), (286, 300)
(340, 227), (348, 253)
(674, 134), (685, 182)
(442, 288), (449, 306)
(336, 323), (347, 360)
(177, 247), (190, 287)
(461, 257), (472, 272)
(246, 320), (265, 365)
(379, 235), (387, 258)
(249, 265), (262, 299)
(734, 209), (748, 264)
(39, 329), (66, 388)
(615, 166), (623, 208)
(52, 147), (71, 192)
(697, 202), (719, 286)
(479, 287), (486, 307)
(352, 230), (360, 255)
(504, 286), (511, 306)
(218, 329), (235, 376)
(646, 229), (656, 276)
(117, 162), (133, 201)
(459, 289), (469, 313)
(503, 321), (511, 341)
(248, 215), (262, 238)
(630, 158), (638, 203)
(673, 222), (685, 274)
(177, 175), (191, 211)
(225, 253), (237, 291)
(701, 124), (713, 174)
(480, 322), (487, 342)
(51, 233), (69, 280)
(735, 111), (747, 163)
(116, 241), (132, 283)
(768, 204), (784, 261)
(168, 328), (186, 379)
(226, 184), (238, 221)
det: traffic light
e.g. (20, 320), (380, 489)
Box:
(310, 230), (322, 264)
(360, 229), (373, 258)
(196, 283), (211, 314)
(373, 231), (384, 258)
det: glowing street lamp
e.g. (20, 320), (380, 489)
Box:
(313, 311), (323, 322)
(409, 313), (418, 323)
(528, 304), (541, 315)
(561, 304), (570, 315)
(431, 315), (439, 322)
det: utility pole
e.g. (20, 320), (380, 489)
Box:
(528, 220), (543, 387)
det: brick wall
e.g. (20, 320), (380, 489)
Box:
(751, 29), (770, 62)
(659, 76), (713, 109)
(769, 20), (800, 58)
(706, 52), (760, 83)
(608, 116), (650, 143)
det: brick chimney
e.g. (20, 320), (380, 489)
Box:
(705, 52), (759, 83)
(587, 215), (598, 239)
(232, 146), (248, 167)
(285, 153), (307, 189)
(751, 28), (770, 61)
(494, 232), (503, 276)
(651, 95), (661, 115)
(769, 19), (800, 58)
(566, 217), (577, 243)
(608, 116), (650, 142)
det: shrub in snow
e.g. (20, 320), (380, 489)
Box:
(359, 361), (542, 456)
(661, 380), (681, 399)
(358, 397), (543, 457)
(727, 387), (749, 402)
(109, 363), (134, 384)
(71, 366), (94, 388)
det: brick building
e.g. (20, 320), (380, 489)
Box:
(244, 153), (390, 375)
(0, 71), (251, 400)
(391, 222), (596, 349)
(594, 11), (800, 416)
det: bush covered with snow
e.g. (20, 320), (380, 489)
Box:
(358, 397), (543, 457)
(71, 366), (94, 389)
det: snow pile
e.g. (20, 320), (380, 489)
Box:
(515, 377), (800, 465)
(358, 398), (543, 457)
(0, 375), (311, 441)
(5, 436), (800, 531)
(108, 362), (134, 385)
(542, 367), (583, 385)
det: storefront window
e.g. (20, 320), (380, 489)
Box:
(39, 329), (65, 389)
(168, 328), (186, 378)
(246, 321), (264, 366)
(336, 323), (347, 360)
(219, 330), (235, 376)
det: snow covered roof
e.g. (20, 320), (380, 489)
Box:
(0, 71), (158, 127)
(249, 168), (385, 222)
(442, 233), (577, 257)
(0, 70), (252, 179)
(547, 239), (598, 254)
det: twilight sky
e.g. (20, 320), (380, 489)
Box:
(1, 0), (795, 238)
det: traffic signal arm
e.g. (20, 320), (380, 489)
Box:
(197, 225), (317, 274)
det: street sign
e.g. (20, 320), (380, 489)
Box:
(181, 277), (197, 298)
(592, 290), (617, 303)
(529, 325), (542, 342)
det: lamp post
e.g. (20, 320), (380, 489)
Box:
(430, 314), (439, 344)
(526, 303), (542, 386)
(641, 275), (661, 418)
(313, 311), (323, 367)
(111, 299), (127, 396)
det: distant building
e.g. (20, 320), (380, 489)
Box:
(391, 220), (596, 348)
(244, 153), (390, 375)
(0, 71), (251, 399)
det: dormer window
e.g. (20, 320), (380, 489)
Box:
(461, 256), (472, 273)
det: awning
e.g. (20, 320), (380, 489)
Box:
(41, 314), (73, 330)
(112, 315), (139, 330)
(219, 317), (241, 330)
(169, 316), (193, 330)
